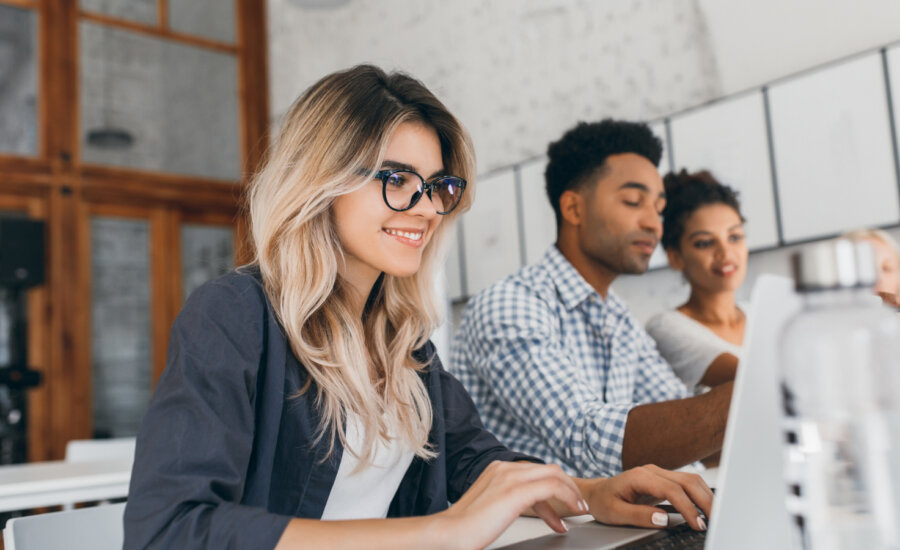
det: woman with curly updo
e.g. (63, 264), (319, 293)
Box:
(645, 170), (748, 390)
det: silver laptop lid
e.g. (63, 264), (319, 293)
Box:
(705, 274), (798, 550)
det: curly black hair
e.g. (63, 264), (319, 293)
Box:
(660, 169), (744, 251)
(545, 119), (663, 228)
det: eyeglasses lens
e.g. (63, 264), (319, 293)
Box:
(433, 177), (463, 213)
(383, 171), (422, 211)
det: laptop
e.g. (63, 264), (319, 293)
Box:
(497, 274), (800, 549)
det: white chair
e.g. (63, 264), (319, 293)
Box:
(64, 437), (136, 463)
(62, 437), (135, 510)
(2, 502), (125, 550)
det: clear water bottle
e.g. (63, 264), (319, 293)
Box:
(780, 238), (900, 550)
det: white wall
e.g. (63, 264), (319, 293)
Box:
(268, 0), (720, 173)
(698, 0), (900, 95)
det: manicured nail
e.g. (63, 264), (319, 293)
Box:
(561, 520), (569, 532)
(651, 512), (668, 527)
(697, 517), (707, 531)
(580, 499), (589, 512)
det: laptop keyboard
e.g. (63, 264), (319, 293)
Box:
(616, 522), (706, 549)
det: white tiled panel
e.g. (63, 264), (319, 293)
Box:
(669, 91), (781, 250)
(518, 157), (557, 266)
(461, 168), (522, 297)
(768, 52), (900, 243)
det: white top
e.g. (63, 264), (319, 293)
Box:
(645, 308), (746, 388)
(320, 416), (415, 520)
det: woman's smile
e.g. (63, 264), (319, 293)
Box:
(383, 227), (426, 247)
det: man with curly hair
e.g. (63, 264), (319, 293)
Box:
(450, 119), (733, 478)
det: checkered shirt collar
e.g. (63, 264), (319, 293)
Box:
(540, 245), (630, 317)
(539, 245), (600, 311)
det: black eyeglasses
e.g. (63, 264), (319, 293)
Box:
(371, 169), (467, 215)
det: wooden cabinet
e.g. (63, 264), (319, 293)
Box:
(0, 0), (267, 460)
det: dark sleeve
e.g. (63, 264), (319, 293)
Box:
(434, 349), (543, 502)
(123, 278), (291, 550)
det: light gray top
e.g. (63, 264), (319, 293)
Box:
(645, 308), (746, 388)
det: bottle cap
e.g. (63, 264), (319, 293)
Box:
(791, 238), (877, 292)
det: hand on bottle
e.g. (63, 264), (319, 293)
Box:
(583, 464), (713, 531)
(436, 461), (588, 550)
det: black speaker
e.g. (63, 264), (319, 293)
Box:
(0, 218), (45, 288)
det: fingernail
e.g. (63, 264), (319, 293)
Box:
(651, 512), (668, 527)
(580, 499), (589, 512)
(697, 517), (707, 531)
(561, 520), (569, 532)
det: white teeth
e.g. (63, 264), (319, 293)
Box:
(385, 228), (423, 241)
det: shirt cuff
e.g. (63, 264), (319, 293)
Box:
(583, 402), (633, 477)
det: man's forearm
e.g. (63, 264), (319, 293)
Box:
(698, 353), (738, 387)
(621, 381), (733, 471)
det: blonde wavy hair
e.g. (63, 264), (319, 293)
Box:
(247, 65), (476, 466)
(844, 228), (900, 260)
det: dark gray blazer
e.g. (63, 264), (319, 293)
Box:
(123, 267), (536, 549)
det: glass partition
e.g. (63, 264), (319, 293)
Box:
(79, 0), (157, 26)
(0, 5), (38, 156)
(80, 22), (240, 180)
(181, 224), (234, 301)
(169, 0), (236, 44)
(91, 216), (151, 438)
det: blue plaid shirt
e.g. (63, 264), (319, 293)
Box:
(449, 246), (691, 477)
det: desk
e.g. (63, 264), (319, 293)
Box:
(0, 458), (132, 513)
(488, 468), (717, 549)
(488, 514), (670, 549)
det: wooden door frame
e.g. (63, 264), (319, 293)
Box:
(75, 202), (169, 439)
(0, 0), (268, 459)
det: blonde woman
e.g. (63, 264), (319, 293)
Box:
(845, 228), (900, 306)
(123, 65), (711, 550)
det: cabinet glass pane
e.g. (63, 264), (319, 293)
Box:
(80, 22), (240, 180)
(79, 0), (156, 26)
(0, 211), (32, 464)
(0, 211), (29, 367)
(181, 224), (234, 301)
(169, 0), (236, 44)
(91, 217), (151, 438)
(0, 6), (38, 156)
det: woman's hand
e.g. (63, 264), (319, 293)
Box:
(876, 291), (900, 308)
(433, 462), (713, 550)
(580, 464), (714, 531)
(435, 461), (589, 550)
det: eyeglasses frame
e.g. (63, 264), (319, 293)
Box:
(371, 168), (467, 215)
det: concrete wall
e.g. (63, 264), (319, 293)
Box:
(268, 0), (721, 173)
